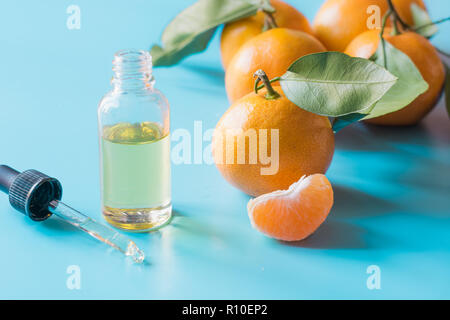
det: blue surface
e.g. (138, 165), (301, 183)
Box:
(0, 0), (449, 299)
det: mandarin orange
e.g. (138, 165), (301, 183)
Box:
(225, 28), (326, 103)
(313, 0), (427, 52)
(221, 0), (314, 69)
(213, 84), (334, 197)
(345, 31), (445, 125)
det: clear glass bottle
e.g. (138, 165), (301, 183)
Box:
(98, 49), (171, 232)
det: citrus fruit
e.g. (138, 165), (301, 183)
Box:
(213, 76), (334, 197)
(247, 174), (334, 241)
(313, 0), (427, 52)
(220, 0), (314, 69)
(344, 28), (393, 58)
(393, 0), (427, 26)
(225, 28), (326, 103)
(345, 31), (445, 126)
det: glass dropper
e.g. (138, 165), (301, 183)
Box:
(0, 165), (145, 264)
(49, 200), (145, 263)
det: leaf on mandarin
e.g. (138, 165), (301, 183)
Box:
(411, 3), (439, 39)
(280, 52), (397, 117)
(363, 41), (429, 120)
(150, 0), (273, 67)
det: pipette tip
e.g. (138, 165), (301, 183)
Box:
(125, 241), (145, 264)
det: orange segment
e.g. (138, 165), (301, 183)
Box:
(247, 174), (333, 241)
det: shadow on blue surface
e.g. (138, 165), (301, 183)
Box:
(281, 220), (368, 250)
(332, 185), (399, 218)
(333, 102), (450, 216)
(170, 209), (230, 241)
(182, 63), (225, 80)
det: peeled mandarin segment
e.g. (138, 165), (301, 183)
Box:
(248, 174), (334, 242)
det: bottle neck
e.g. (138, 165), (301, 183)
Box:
(112, 49), (154, 92)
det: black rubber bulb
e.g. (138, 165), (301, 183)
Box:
(0, 165), (62, 221)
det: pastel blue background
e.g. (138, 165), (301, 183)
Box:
(0, 0), (449, 299)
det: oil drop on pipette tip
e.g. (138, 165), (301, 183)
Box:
(49, 200), (146, 264)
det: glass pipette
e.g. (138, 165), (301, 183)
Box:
(0, 165), (145, 264)
(48, 200), (145, 263)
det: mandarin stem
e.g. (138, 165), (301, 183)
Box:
(414, 16), (450, 32)
(380, 10), (392, 68)
(262, 10), (278, 31)
(387, 0), (411, 31)
(253, 70), (281, 100)
(256, 77), (281, 91)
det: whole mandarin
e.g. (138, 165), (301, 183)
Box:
(213, 86), (334, 197)
(313, 0), (426, 52)
(345, 31), (445, 125)
(221, 0), (314, 69)
(225, 28), (326, 103)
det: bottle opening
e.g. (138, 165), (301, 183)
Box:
(112, 49), (153, 90)
(114, 49), (152, 64)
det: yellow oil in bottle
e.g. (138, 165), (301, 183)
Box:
(101, 122), (171, 232)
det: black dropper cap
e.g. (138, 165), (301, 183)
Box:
(0, 165), (63, 221)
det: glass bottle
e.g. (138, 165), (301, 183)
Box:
(98, 49), (171, 232)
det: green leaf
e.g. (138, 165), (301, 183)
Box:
(363, 41), (429, 120)
(151, 29), (217, 67)
(279, 52), (397, 117)
(445, 62), (450, 118)
(411, 3), (439, 39)
(150, 0), (273, 67)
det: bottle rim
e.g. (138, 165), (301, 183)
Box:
(112, 49), (153, 90)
